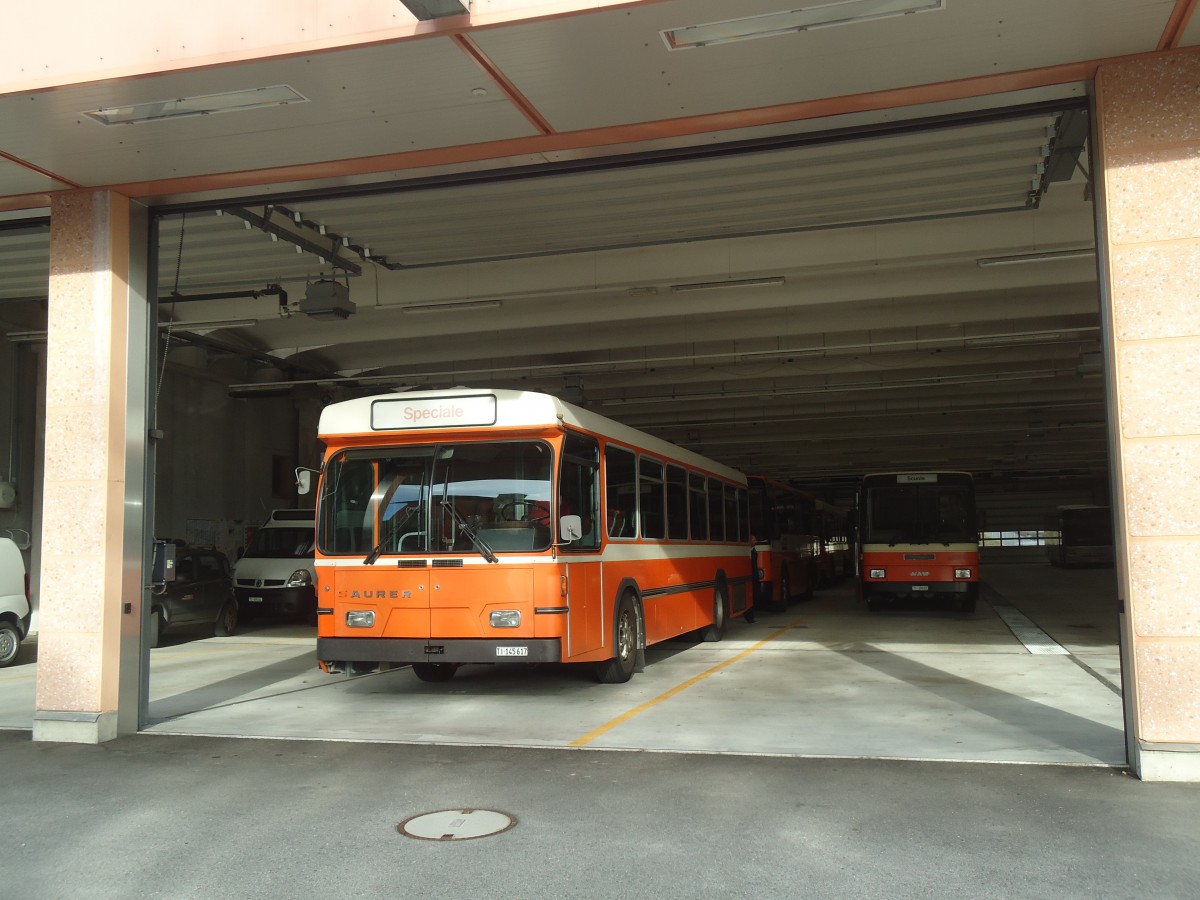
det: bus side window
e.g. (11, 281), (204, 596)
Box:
(605, 444), (637, 539)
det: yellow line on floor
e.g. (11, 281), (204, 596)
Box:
(569, 607), (826, 748)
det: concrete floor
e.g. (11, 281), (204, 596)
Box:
(0, 563), (1125, 767)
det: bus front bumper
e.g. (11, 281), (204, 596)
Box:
(318, 637), (562, 666)
(863, 581), (976, 598)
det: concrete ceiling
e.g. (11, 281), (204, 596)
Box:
(2, 0), (1197, 493)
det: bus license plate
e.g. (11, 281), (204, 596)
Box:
(911, 585), (929, 591)
(496, 646), (529, 657)
(249, 596), (264, 603)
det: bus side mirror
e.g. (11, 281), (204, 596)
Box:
(559, 515), (582, 542)
(295, 468), (313, 495)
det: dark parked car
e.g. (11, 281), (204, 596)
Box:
(149, 547), (238, 647)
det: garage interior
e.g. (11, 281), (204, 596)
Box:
(0, 0), (1150, 764)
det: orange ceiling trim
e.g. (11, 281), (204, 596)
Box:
(40, 52), (1152, 206)
(451, 34), (556, 135)
(1159, 0), (1199, 49)
(0, 192), (54, 213)
(0, 149), (82, 190)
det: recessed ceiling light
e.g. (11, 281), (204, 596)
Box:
(83, 85), (307, 126)
(662, 0), (944, 50)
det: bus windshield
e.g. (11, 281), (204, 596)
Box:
(317, 440), (553, 557)
(864, 483), (976, 545)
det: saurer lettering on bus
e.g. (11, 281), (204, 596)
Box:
(349, 590), (400, 599)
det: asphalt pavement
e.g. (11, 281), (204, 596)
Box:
(2, 730), (1198, 900)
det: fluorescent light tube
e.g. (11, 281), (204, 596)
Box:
(662, 0), (944, 50)
(401, 299), (502, 314)
(976, 249), (1095, 267)
(670, 277), (785, 293)
(84, 85), (307, 126)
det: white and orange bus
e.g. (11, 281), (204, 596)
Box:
(307, 388), (753, 684)
(856, 471), (980, 613)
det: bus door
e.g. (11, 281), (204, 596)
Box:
(560, 432), (604, 658)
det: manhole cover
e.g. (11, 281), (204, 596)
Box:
(398, 808), (516, 841)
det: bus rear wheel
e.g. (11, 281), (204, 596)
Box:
(595, 594), (639, 683)
(699, 585), (728, 642)
(412, 663), (458, 682)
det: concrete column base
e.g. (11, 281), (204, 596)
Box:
(32, 710), (118, 744)
(1133, 744), (1200, 782)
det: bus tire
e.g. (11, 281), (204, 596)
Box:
(595, 593), (639, 684)
(699, 583), (728, 643)
(959, 588), (978, 615)
(866, 595), (882, 613)
(412, 662), (458, 682)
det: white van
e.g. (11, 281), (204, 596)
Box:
(233, 510), (316, 624)
(0, 536), (31, 667)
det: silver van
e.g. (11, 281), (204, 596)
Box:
(233, 510), (316, 624)
(0, 536), (31, 667)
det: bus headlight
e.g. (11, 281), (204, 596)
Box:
(955, 568), (973, 579)
(490, 610), (521, 628)
(869, 568), (886, 579)
(346, 610), (376, 628)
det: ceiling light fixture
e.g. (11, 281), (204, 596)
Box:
(160, 318), (257, 332)
(401, 299), (502, 315)
(84, 85), (307, 126)
(399, 0), (470, 20)
(662, 0), (944, 50)
(670, 277), (785, 293)
(976, 248), (1096, 267)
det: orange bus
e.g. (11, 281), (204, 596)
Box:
(747, 475), (819, 610)
(308, 388), (753, 684)
(857, 471), (980, 613)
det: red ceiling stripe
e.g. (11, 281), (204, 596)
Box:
(451, 33), (556, 135)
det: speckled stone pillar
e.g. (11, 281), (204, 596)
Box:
(33, 191), (140, 743)
(1096, 48), (1200, 781)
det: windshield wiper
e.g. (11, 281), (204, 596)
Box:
(440, 496), (497, 564)
(363, 504), (419, 565)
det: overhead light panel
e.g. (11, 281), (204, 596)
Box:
(399, 1), (470, 20)
(662, 0), (944, 50)
(671, 277), (785, 293)
(84, 85), (307, 126)
(976, 248), (1095, 267)
(401, 299), (502, 315)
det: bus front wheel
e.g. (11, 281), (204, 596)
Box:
(595, 594), (639, 684)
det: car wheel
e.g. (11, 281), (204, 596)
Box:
(214, 599), (238, 637)
(149, 609), (163, 648)
(595, 593), (640, 683)
(412, 663), (458, 682)
(0, 621), (21, 667)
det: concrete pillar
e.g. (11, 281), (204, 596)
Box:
(33, 191), (150, 743)
(1095, 48), (1200, 781)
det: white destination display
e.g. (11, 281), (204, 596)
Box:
(898, 473), (938, 483)
(372, 395), (497, 430)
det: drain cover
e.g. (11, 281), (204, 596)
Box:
(398, 808), (516, 841)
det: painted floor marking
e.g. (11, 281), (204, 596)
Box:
(569, 607), (826, 748)
(989, 601), (1069, 655)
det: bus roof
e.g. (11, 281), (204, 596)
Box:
(318, 388), (746, 483)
